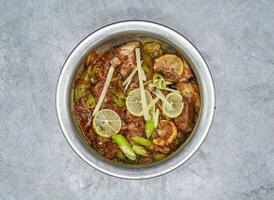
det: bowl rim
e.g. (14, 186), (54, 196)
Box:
(56, 20), (215, 179)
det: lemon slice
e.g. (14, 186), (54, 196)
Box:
(153, 120), (177, 146)
(126, 88), (152, 117)
(92, 109), (122, 137)
(162, 92), (184, 118)
(154, 54), (184, 75)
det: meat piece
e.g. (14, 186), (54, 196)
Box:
(150, 144), (171, 154)
(176, 81), (200, 114)
(98, 61), (111, 81)
(138, 155), (153, 164)
(85, 128), (118, 159)
(85, 127), (98, 146)
(124, 112), (145, 138)
(181, 60), (194, 82)
(93, 50), (116, 81)
(164, 60), (194, 82)
(110, 57), (121, 67)
(76, 113), (90, 131)
(74, 98), (92, 130)
(74, 99), (86, 113)
(174, 98), (196, 133)
(175, 131), (190, 146)
(176, 81), (199, 98)
(96, 137), (118, 159)
(116, 42), (140, 78)
(127, 123), (144, 137)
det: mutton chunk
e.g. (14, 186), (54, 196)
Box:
(123, 112), (145, 138)
(174, 98), (196, 133)
(85, 128), (118, 159)
(116, 42), (140, 78)
(176, 81), (200, 113)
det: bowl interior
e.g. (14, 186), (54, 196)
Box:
(69, 33), (203, 168)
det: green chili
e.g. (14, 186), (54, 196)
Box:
(132, 136), (152, 147)
(74, 84), (87, 100)
(142, 54), (153, 75)
(85, 94), (95, 109)
(112, 96), (126, 107)
(82, 65), (100, 80)
(75, 65), (96, 100)
(143, 64), (153, 75)
(153, 73), (166, 89)
(132, 145), (148, 157)
(117, 150), (124, 160)
(145, 117), (155, 139)
(90, 65), (100, 78)
(110, 88), (126, 107)
(111, 134), (136, 160)
(153, 153), (166, 161)
(81, 65), (94, 81)
(143, 42), (162, 57)
(81, 72), (90, 82)
(116, 90), (126, 100)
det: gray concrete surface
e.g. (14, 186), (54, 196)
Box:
(1, 0), (274, 199)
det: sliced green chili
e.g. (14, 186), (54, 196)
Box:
(90, 65), (100, 78)
(142, 54), (153, 75)
(112, 96), (126, 107)
(117, 150), (124, 160)
(117, 91), (126, 100)
(145, 117), (155, 139)
(74, 84), (87, 100)
(143, 42), (162, 57)
(111, 134), (136, 160)
(81, 72), (90, 82)
(132, 136), (152, 147)
(153, 153), (166, 161)
(85, 94), (95, 109)
(110, 88), (126, 107)
(81, 65), (94, 81)
(153, 73), (166, 89)
(110, 88), (126, 99)
(75, 65), (96, 100)
(143, 64), (153, 75)
(132, 145), (148, 157)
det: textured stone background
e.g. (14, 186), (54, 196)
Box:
(1, 0), (274, 199)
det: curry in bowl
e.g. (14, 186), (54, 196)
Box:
(72, 40), (200, 165)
